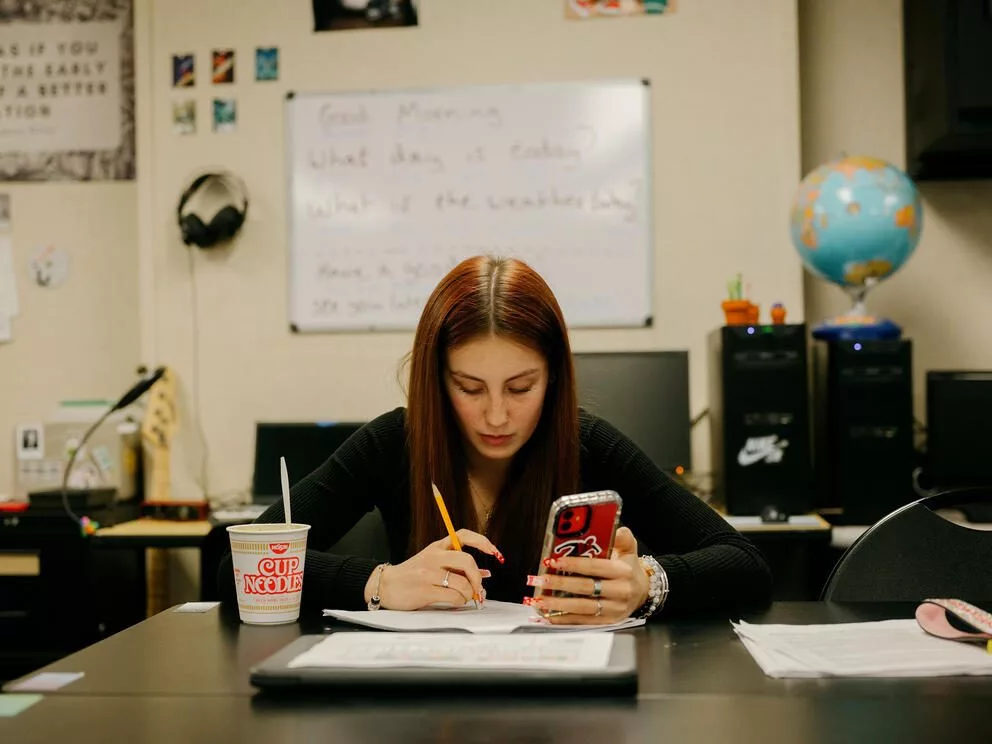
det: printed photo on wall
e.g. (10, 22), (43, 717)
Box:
(16, 424), (44, 461)
(172, 100), (196, 135)
(255, 47), (279, 81)
(212, 49), (235, 84)
(565, 0), (676, 19)
(28, 244), (71, 289)
(213, 98), (237, 133)
(312, 0), (418, 32)
(172, 54), (195, 87)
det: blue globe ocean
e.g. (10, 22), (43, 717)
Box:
(790, 156), (922, 289)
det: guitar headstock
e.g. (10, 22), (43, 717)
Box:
(140, 367), (178, 455)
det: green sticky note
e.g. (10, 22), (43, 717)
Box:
(0, 693), (43, 717)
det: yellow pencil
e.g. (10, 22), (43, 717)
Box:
(432, 482), (463, 550)
(431, 481), (478, 607)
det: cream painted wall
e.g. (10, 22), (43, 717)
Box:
(0, 184), (140, 498)
(799, 0), (992, 420)
(145, 0), (804, 494)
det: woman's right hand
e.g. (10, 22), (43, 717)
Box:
(364, 529), (503, 611)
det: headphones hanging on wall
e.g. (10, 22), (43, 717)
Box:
(177, 171), (249, 249)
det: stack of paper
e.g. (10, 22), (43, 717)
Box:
(733, 619), (992, 678)
(289, 632), (615, 671)
(324, 600), (645, 634)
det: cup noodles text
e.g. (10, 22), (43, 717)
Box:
(243, 555), (303, 595)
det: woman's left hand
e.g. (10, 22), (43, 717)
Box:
(525, 527), (650, 625)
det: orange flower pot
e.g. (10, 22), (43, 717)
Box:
(722, 300), (751, 326)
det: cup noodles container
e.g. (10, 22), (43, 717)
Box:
(227, 523), (311, 624)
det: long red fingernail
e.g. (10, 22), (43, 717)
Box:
(494, 550), (505, 564)
(526, 575), (545, 587)
(522, 597), (541, 607)
(543, 558), (556, 569)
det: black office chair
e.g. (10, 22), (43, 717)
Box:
(821, 487), (992, 603)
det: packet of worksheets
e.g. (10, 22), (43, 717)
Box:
(288, 632), (615, 671)
(733, 612), (992, 679)
(323, 600), (644, 634)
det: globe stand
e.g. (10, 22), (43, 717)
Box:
(812, 279), (903, 341)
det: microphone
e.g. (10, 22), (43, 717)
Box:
(62, 365), (168, 535)
(110, 366), (166, 412)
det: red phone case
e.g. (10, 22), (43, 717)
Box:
(534, 490), (622, 600)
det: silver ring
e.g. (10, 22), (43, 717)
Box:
(595, 600), (603, 617)
(441, 570), (450, 589)
(592, 579), (603, 598)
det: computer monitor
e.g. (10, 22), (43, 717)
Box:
(926, 371), (992, 490)
(251, 421), (365, 502)
(572, 351), (691, 473)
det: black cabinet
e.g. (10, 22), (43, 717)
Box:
(0, 516), (143, 683)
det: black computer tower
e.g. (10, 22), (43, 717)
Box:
(813, 339), (915, 525)
(709, 324), (812, 516)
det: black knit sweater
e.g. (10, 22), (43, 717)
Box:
(218, 407), (772, 618)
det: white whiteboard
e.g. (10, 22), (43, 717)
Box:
(285, 80), (653, 332)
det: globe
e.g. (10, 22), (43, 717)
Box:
(790, 155), (923, 339)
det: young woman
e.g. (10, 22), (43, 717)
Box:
(219, 256), (771, 623)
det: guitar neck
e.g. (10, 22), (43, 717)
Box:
(147, 445), (171, 503)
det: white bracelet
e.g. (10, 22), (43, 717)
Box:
(636, 555), (669, 619)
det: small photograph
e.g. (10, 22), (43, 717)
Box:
(255, 47), (279, 81)
(172, 100), (196, 135)
(28, 244), (71, 289)
(0, 194), (9, 231)
(312, 0), (418, 32)
(212, 49), (235, 84)
(172, 54), (195, 87)
(16, 423), (44, 461)
(565, 0), (676, 19)
(213, 98), (237, 133)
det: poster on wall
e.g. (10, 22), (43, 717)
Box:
(212, 49), (235, 84)
(255, 47), (279, 81)
(312, 0), (418, 32)
(172, 54), (195, 87)
(565, 0), (677, 19)
(0, 0), (135, 181)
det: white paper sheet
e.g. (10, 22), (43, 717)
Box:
(733, 619), (992, 678)
(324, 600), (645, 634)
(288, 632), (615, 671)
(0, 236), (18, 319)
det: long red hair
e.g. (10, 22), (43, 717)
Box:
(406, 256), (580, 578)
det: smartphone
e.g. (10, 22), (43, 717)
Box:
(533, 490), (623, 600)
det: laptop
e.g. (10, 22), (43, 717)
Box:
(250, 421), (365, 505)
(249, 633), (638, 694)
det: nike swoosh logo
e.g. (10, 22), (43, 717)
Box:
(738, 449), (775, 466)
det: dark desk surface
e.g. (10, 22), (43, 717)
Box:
(3, 602), (991, 742)
(6, 692), (992, 744)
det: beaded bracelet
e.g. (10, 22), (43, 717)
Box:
(367, 563), (390, 611)
(636, 555), (669, 619)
